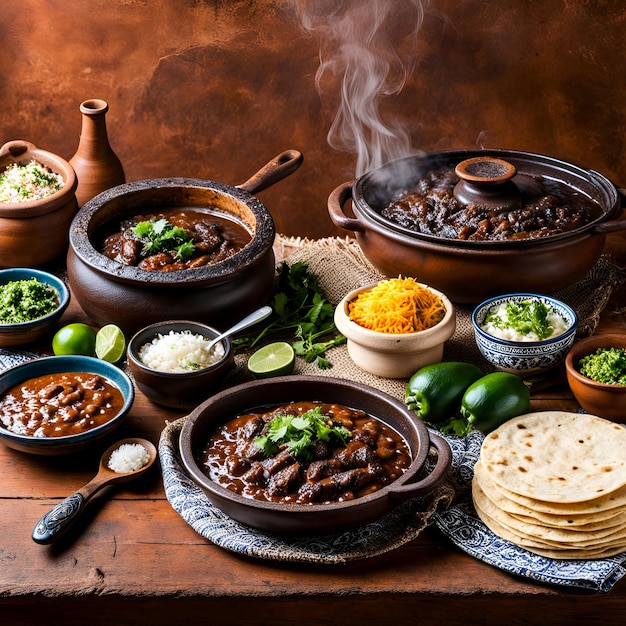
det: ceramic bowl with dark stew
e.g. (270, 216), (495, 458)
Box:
(0, 355), (134, 455)
(179, 375), (451, 534)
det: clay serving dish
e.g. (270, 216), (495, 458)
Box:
(328, 149), (626, 304)
(179, 375), (452, 534)
(127, 320), (234, 410)
(0, 268), (70, 348)
(67, 150), (302, 334)
(334, 282), (456, 378)
(0, 140), (78, 267)
(0, 355), (134, 455)
(565, 333), (626, 423)
(472, 293), (578, 377)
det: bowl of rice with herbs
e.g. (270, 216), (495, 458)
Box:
(0, 268), (70, 347)
(127, 320), (234, 409)
(0, 140), (78, 267)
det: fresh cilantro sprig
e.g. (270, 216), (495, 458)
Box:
(131, 218), (196, 261)
(233, 261), (346, 369)
(485, 299), (553, 340)
(254, 407), (351, 462)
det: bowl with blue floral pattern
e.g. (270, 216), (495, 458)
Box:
(472, 293), (578, 376)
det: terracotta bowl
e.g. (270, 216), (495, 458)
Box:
(334, 282), (456, 378)
(127, 320), (234, 410)
(179, 375), (452, 534)
(472, 293), (578, 377)
(0, 268), (70, 348)
(0, 355), (134, 455)
(67, 150), (302, 334)
(565, 334), (626, 423)
(0, 140), (78, 267)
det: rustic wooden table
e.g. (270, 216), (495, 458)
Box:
(2, 234), (626, 626)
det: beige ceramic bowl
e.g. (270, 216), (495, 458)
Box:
(334, 282), (456, 378)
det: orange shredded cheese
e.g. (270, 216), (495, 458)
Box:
(348, 277), (446, 334)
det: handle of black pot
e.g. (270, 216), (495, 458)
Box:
(237, 149), (303, 195)
(327, 181), (366, 233)
(387, 432), (452, 504)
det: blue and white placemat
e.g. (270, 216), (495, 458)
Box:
(432, 429), (626, 593)
(160, 417), (626, 591)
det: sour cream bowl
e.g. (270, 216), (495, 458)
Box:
(472, 293), (578, 376)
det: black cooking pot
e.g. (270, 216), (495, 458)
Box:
(68, 150), (302, 333)
(328, 149), (626, 303)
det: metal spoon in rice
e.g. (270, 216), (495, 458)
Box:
(205, 305), (273, 354)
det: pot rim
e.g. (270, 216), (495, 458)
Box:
(68, 177), (276, 287)
(352, 148), (622, 249)
(0, 140), (78, 217)
(179, 375), (442, 516)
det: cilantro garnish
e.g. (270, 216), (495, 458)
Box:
(485, 299), (554, 340)
(131, 218), (196, 261)
(254, 406), (352, 462)
(233, 261), (346, 368)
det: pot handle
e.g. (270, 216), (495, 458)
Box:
(387, 432), (452, 504)
(237, 149), (303, 195)
(591, 190), (626, 234)
(327, 181), (367, 233)
(0, 139), (36, 159)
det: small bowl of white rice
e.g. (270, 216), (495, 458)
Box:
(127, 320), (234, 409)
(472, 293), (578, 377)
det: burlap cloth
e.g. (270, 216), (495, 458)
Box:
(159, 236), (626, 587)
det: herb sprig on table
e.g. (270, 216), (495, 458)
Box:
(233, 261), (346, 369)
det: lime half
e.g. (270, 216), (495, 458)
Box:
(247, 341), (295, 378)
(95, 324), (126, 363)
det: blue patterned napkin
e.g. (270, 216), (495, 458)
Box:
(432, 430), (626, 592)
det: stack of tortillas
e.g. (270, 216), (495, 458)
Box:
(472, 411), (626, 559)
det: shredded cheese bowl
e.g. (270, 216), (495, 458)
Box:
(334, 280), (456, 378)
(127, 320), (234, 410)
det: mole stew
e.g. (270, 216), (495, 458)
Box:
(200, 401), (412, 505)
(100, 208), (251, 271)
(381, 167), (603, 242)
(0, 372), (125, 437)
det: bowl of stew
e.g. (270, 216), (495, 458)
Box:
(0, 268), (71, 348)
(179, 375), (452, 534)
(0, 355), (134, 455)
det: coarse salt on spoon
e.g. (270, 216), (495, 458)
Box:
(32, 437), (157, 545)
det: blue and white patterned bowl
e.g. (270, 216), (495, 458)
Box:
(472, 293), (578, 376)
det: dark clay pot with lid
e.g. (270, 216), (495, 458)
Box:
(67, 150), (302, 333)
(328, 149), (626, 304)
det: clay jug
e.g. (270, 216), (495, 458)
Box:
(70, 99), (125, 207)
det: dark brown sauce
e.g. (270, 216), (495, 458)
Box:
(100, 208), (251, 271)
(0, 372), (125, 437)
(200, 401), (412, 505)
(380, 167), (603, 242)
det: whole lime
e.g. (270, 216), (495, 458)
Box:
(52, 323), (97, 356)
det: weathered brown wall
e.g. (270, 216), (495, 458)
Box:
(1, 0), (624, 238)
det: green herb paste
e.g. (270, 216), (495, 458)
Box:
(578, 347), (626, 385)
(0, 278), (58, 324)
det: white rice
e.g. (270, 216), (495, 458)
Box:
(0, 160), (64, 203)
(138, 330), (225, 373)
(108, 443), (150, 473)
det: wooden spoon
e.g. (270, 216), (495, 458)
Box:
(32, 437), (157, 545)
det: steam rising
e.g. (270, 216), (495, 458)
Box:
(297, 0), (430, 176)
